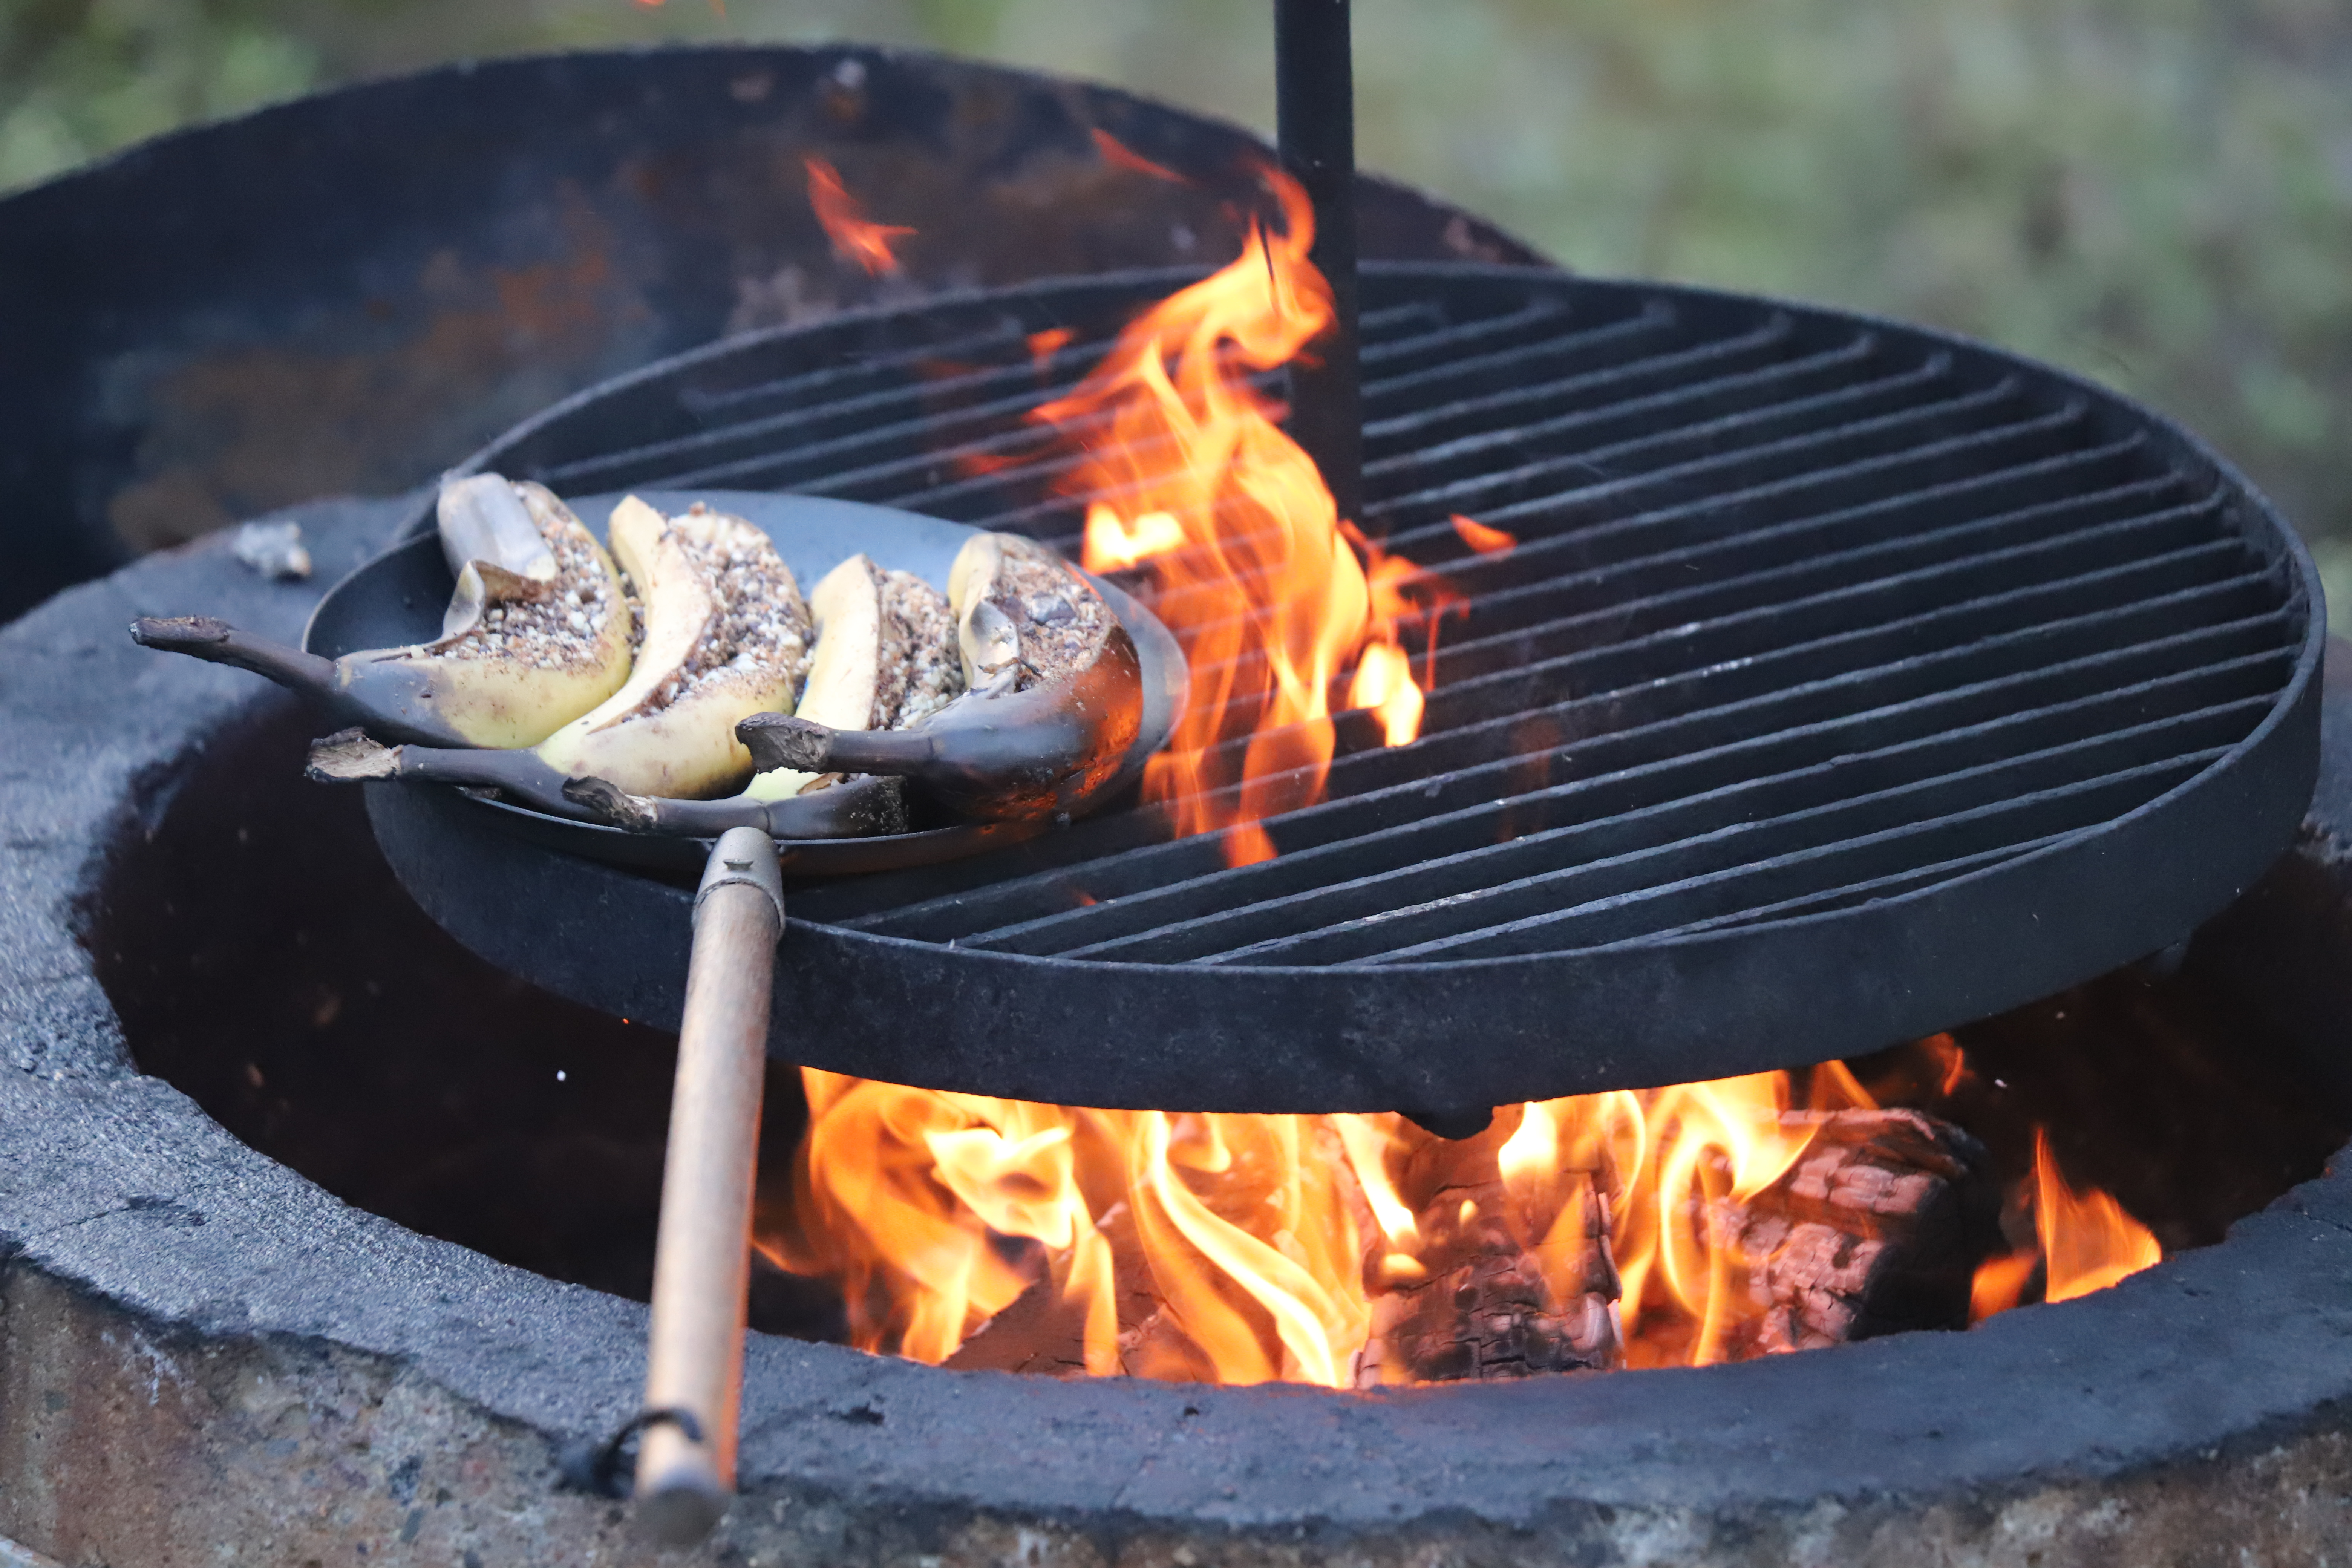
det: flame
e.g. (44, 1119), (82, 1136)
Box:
(1451, 514), (1516, 555)
(770, 1067), (1848, 1384)
(2034, 1129), (2162, 1302)
(804, 156), (914, 277)
(767, 1034), (2163, 1385)
(1347, 642), (1423, 747)
(1046, 170), (1440, 868)
(1969, 1250), (2038, 1321)
(770, 1087), (1378, 1387)
(1918, 1031), (1969, 1095)
(1605, 1075), (1827, 1365)
(1092, 127), (1191, 185)
(1027, 326), (1076, 372)
(1084, 507), (1187, 572)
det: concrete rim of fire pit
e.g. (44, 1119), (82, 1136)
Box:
(5, 504), (2352, 1564)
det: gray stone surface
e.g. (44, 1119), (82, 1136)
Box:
(3, 503), (2352, 1564)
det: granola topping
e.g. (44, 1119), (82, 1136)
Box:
(879, 568), (965, 727)
(436, 506), (619, 672)
(661, 513), (812, 710)
(990, 551), (1109, 688)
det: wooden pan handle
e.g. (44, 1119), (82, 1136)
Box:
(634, 827), (784, 1547)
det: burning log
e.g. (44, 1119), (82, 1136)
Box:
(940, 1202), (1162, 1379)
(1725, 1108), (1999, 1357)
(1355, 1165), (1621, 1385)
(946, 1104), (1998, 1386)
(1351, 1112), (1624, 1384)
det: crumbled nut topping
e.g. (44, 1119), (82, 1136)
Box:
(435, 499), (620, 672)
(988, 548), (1109, 688)
(653, 514), (812, 712)
(877, 568), (965, 727)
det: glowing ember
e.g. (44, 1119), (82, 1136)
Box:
(804, 156), (914, 277)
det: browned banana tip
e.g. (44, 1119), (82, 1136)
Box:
(561, 775), (661, 832)
(129, 615), (234, 651)
(736, 712), (835, 773)
(305, 727), (400, 784)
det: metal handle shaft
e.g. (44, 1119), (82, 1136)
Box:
(1276, 0), (1361, 525)
(634, 828), (784, 1546)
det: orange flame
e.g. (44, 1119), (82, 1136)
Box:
(1047, 171), (1440, 866)
(2034, 1129), (2162, 1302)
(1452, 514), (1516, 555)
(804, 156), (914, 277)
(1092, 127), (1191, 185)
(769, 1067), (1860, 1384)
(769, 1036), (2161, 1386)
(1027, 326), (1076, 372)
(1969, 1250), (2038, 1321)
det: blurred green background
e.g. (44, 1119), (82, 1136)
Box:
(5, 0), (2347, 628)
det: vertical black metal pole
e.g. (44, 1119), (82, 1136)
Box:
(1276, 0), (1362, 526)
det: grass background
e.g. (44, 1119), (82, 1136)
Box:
(5, 0), (2347, 628)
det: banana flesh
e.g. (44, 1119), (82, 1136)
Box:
(129, 477), (634, 748)
(948, 532), (1116, 692)
(733, 532), (1142, 821)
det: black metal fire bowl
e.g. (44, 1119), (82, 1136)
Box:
(6, 504), (2352, 1564)
(0, 43), (1536, 627)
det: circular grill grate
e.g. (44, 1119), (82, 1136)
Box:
(404, 263), (2322, 1109)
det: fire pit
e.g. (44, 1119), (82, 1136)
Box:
(2, 421), (2351, 1568)
(9, 32), (2352, 1568)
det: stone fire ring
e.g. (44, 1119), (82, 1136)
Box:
(5, 504), (2352, 1566)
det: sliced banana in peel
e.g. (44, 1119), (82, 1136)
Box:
(734, 532), (1142, 821)
(306, 497), (827, 813)
(572, 554), (957, 836)
(130, 478), (634, 747)
(533, 499), (811, 798)
(745, 554), (962, 801)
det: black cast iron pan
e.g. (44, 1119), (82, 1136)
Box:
(302, 489), (1187, 877)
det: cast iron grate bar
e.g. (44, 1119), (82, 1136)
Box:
(1340, 746), (2228, 965)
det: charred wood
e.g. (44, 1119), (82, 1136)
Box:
(1727, 1108), (1998, 1357)
(1357, 1114), (1623, 1385)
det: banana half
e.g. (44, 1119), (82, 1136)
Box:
(340, 479), (637, 747)
(733, 532), (1142, 821)
(308, 496), (831, 817)
(534, 498), (813, 799)
(130, 477), (635, 748)
(740, 554), (963, 802)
